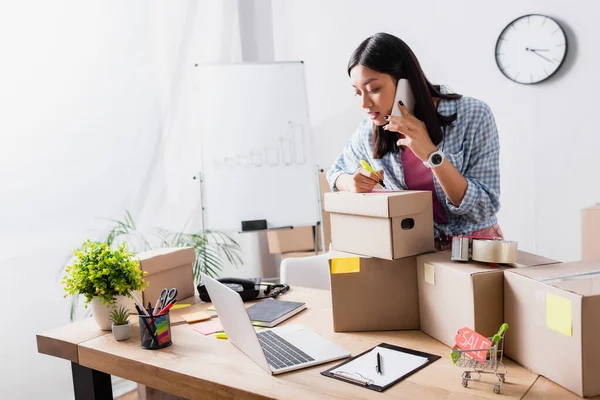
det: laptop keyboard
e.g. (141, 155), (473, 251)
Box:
(257, 330), (315, 369)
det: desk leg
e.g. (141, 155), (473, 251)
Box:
(71, 362), (113, 400)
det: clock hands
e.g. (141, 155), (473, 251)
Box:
(525, 47), (552, 62)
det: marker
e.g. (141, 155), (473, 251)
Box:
(359, 160), (386, 188)
(216, 332), (228, 339)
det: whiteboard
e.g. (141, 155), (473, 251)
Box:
(194, 62), (320, 231)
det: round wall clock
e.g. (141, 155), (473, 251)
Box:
(495, 14), (568, 84)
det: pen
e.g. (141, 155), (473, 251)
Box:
(376, 352), (382, 375)
(359, 160), (386, 188)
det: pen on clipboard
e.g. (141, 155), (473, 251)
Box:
(359, 160), (386, 188)
(376, 352), (382, 375)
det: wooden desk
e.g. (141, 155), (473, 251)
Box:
(37, 288), (595, 400)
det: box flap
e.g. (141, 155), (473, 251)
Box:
(514, 250), (560, 268)
(137, 247), (196, 275)
(508, 260), (600, 280)
(324, 191), (431, 218)
(507, 260), (600, 296)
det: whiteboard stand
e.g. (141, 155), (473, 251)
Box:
(315, 165), (326, 253)
(193, 171), (206, 231)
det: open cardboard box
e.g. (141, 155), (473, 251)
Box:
(505, 261), (600, 398)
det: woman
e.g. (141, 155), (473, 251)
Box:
(327, 32), (502, 250)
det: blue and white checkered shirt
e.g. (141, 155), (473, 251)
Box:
(327, 87), (500, 238)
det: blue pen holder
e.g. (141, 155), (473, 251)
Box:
(139, 311), (172, 350)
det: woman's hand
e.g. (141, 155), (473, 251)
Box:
(335, 168), (384, 193)
(383, 101), (438, 161)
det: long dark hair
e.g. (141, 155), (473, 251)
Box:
(348, 32), (462, 159)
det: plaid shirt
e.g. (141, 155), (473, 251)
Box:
(327, 88), (501, 238)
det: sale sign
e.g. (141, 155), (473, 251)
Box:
(454, 327), (492, 362)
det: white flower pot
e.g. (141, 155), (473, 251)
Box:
(90, 295), (135, 331)
(112, 322), (131, 341)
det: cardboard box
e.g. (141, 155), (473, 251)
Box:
(319, 168), (330, 209)
(329, 254), (419, 332)
(582, 203), (600, 260)
(324, 191), (434, 260)
(267, 226), (315, 254)
(281, 251), (323, 260)
(316, 210), (332, 252)
(504, 261), (600, 397)
(417, 250), (559, 348)
(135, 247), (196, 307)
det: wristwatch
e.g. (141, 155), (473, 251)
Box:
(423, 149), (445, 169)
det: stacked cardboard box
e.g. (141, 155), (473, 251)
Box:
(581, 202), (600, 260)
(324, 190), (434, 332)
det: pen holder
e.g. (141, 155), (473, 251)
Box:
(138, 311), (172, 350)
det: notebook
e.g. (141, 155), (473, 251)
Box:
(246, 299), (307, 327)
(321, 343), (440, 392)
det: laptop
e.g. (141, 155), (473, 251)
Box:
(200, 273), (350, 374)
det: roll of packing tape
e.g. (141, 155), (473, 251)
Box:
(471, 239), (518, 264)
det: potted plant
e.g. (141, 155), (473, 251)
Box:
(62, 239), (148, 330)
(110, 306), (132, 341)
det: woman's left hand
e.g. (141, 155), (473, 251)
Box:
(383, 101), (438, 161)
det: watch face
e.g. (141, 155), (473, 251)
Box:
(495, 14), (568, 84)
(431, 153), (443, 165)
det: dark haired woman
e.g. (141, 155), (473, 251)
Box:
(327, 32), (502, 250)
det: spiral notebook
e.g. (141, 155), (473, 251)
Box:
(321, 343), (440, 392)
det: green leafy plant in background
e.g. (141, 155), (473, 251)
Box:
(110, 306), (131, 326)
(66, 211), (243, 321)
(62, 240), (148, 306)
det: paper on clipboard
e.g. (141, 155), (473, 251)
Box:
(329, 346), (428, 387)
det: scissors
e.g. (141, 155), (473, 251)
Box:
(158, 287), (178, 309)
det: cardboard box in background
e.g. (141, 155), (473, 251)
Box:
(416, 250), (559, 348)
(319, 168), (330, 209)
(504, 261), (600, 398)
(316, 210), (332, 252)
(267, 226), (314, 254)
(325, 191), (434, 260)
(581, 203), (600, 260)
(329, 254), (419, 332)
(281, 251), (323, 260)
(134, 247), (196, 307)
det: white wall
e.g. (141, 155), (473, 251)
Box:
(0, 1), (244, 399)
(271, 0), (600, 262)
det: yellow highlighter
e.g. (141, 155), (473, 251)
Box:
(359, 160), (386, 188)
(216, 332), (228, 340)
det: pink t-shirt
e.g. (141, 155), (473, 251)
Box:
(401, 147), (448, 224)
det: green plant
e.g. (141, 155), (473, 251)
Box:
(110, 306), (131, 326)
(106, 211), (243, 283)
(62, 239), (148, 306)
(65, 211), (243, 321)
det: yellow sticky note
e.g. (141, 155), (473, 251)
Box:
(546, 292), (572, 337)
(171, 304), (191, 310)
(331, 257), (360, 274)
(181, 311), (212, 323)
(424, 263), (435, 285)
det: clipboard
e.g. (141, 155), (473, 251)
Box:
(320, 343), (440, 392)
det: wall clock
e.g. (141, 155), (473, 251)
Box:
(495, 14), (568, 84)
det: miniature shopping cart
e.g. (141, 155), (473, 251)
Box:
(451, 323), (509, 394)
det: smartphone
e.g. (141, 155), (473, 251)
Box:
(391, 79), (415, 116)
